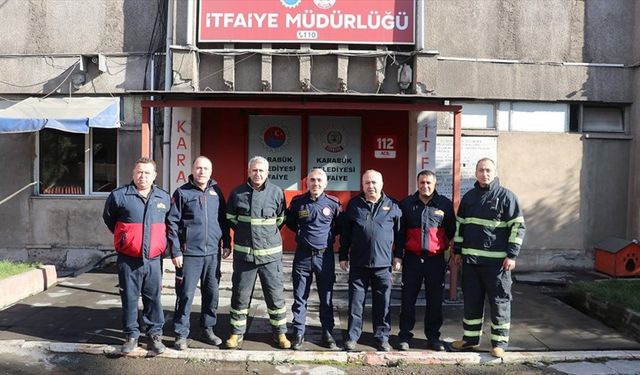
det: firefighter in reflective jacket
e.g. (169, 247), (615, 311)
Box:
(286, 168), (341, 350)
(102, 157), (169, 355)
(451, 158), (526, 358)
(393, 170), (455, 352)
(225, 156), (291, 350)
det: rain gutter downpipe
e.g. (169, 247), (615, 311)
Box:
(416, 0), (424, 51)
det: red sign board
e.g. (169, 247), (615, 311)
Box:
(374, 135), (397, 159)
(198, 0), (415, 45)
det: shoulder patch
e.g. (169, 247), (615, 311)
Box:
(325, 194), (340, 204)
(291, 193), (306, 203)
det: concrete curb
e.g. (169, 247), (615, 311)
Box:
(0, 265), (57, 310)
(1, 340), (639, 366)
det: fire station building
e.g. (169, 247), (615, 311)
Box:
(0, 0), (638, 271)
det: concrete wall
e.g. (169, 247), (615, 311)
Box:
(0, 0), (161, 270)
(498, 132), (631, 270)
(417, 0), (635, 102)
(627, 4), (640, 241)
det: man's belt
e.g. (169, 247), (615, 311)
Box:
(299, 245), (326, 255)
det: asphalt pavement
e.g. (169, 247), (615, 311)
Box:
(0, 254), (639, 373)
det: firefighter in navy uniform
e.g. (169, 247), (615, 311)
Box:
(225, 156), (291, 350)
(394, 170), (455, 351)
(166, 156), (231, 350)
(339, 170), (402, 352)
(286, 168), (341, 350)
(102, 157), (170, 355)
(451, 158), (526, 358)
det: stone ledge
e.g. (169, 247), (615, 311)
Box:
(0, 265), (57, 310)
(569, 290), (640, 342)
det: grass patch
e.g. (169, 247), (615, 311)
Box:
(571, 279), (640, 312)
(0, 260), (41, 280)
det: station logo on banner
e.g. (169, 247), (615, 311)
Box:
(248, 115), (301, 190)
(308, 116), (361, 191)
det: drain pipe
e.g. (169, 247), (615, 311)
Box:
(162, 0), (174, 189)
(416, 0), (424, 51)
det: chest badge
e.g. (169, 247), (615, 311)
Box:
(299, 209), (309, 218)
(322, 207), (332, 216)
(209, 190), (217, 196)
(434, 209), (444, 216)
(157, 202), (167, 209)
(382, 206), (391, 211)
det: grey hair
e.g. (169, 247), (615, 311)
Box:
(307, 168), (327, 180)
(248, 155), (269, 170)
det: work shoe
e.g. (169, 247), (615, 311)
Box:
(450, 339), (479, 351)
(291, 334), (304, 350)
(148, 334), (166, 354)
(321, 331), (339, 350)
(121, 336), (138, 354)
(226, 334), (244, 349)
(343, 340), (356, 351)
(376, 341), (392, 352)
(490, 347), (506, 358)
(274, 333), (291, 349)
(203, 327), (223, 346)
(427, 339), (446, 352)
(173, 336), (188, 351)
(397, 341), (409, 351)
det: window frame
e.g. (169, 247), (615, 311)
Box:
(35, 128), (119, 197)
(579, 104), (627, 134)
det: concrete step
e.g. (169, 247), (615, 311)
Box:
(160, 253), (456, 306)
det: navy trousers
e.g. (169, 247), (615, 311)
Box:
(173, 254), (221, 338)
(291, 249), (335, 336)
(117, 254), (164, 338)
(346, 266), (392, 344)
(398, 253), (446, 342)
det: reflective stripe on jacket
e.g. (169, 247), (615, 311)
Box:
(227, 179), (286, 264)
(103, 183), (170, 259)
(453, 178), (525, 265)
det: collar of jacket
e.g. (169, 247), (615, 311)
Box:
(305, 191), (326, 201)
(411, 190), (440, 205)
(359, 191), (387, 204)
(474, 177), (501, 191)
(125, 181), (158, 197)
(246, 178), (268, 191)
(188, 174), (217, 191)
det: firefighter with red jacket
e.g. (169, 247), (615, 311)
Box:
(102, 157), (170, 354)
(393, 170), (455, 351)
